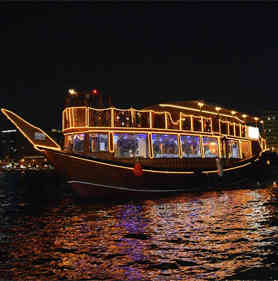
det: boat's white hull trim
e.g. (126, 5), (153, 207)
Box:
(67, 180), (189, 193)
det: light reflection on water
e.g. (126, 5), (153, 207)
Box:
(1, 181), (278, 280)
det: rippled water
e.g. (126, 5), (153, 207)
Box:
(1, 175), (278, 280)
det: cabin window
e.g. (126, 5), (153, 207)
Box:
(181, 116), (191, 131)
(229, 123), (235, 136)
(212, 118), (220, 133)
(235, 124), (240, 137)
(241, 140), (252, 159)
(89, 133), (108, 152)
(241, 125), (247, 138)
(72, 134), (85, 153)
(152, 134), (179, 158)
(180, 135), (201, 158)
(133, 111), (150, 128)
(114, 110), (132, 127)
(203, 118), (212, 132)
(220, 121), (228, 135)
(114, 133), (148, 158)
(64, 135), (73, 151)
(226, 139), (240, 158)
(203, 137), (219, 158)
(247, 126), (259, 140)
(152, 113), (166, 129)
(193, 117), (202, 131)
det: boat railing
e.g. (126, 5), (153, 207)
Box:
(88, 108), (111, 127)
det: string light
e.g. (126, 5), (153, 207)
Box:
(159, 104), (246, 123)
(63, 106), (263, 143)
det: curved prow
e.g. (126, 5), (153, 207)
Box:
(1, 108), (61, 151)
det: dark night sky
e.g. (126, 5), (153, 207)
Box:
(0, 2), (277, 130)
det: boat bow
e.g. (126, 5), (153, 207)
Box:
(1, 108), (61, 151)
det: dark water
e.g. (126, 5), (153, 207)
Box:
(1, 175), (278, 280)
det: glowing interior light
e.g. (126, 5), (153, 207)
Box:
(231, 110), (237, 115)
(254, 117), (259, 121)
(242, 114), (247, 118)
(215, 107), (221, 112)
(247, 126), (259, 139)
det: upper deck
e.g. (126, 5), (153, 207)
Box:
(62, 101), (263, 141)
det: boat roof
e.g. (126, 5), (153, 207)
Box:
(144, 100), (234, 112)
(143, 100), (254, 124)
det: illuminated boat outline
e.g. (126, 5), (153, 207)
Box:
(1, 97), (270, 198)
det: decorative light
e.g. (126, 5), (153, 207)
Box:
(159, 104), (246, 123)
(68, 89), (77, 95)
(60, 105), (266, 167)
(215, 107), (221, 112)
(253, 117), (259, 127)
(197, 102), (204, 110)
(260, 120), (264, 124)
(231, 111), (237, 115)
(91, 89), (99, 95)
(242, 114), (247, 118)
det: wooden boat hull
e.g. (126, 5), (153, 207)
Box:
(43, 149), (271, 199)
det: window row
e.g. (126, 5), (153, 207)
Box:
(63, 108), (248, 137)
(66, 133), (252, 159)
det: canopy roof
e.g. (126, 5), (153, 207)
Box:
(143, 100), (257, 124)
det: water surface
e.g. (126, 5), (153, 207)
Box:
(1, 177), (278, 280)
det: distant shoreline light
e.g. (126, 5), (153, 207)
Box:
(1, 129), (17, 133)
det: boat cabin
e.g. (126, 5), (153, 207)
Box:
(62, 97), (266, 165)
